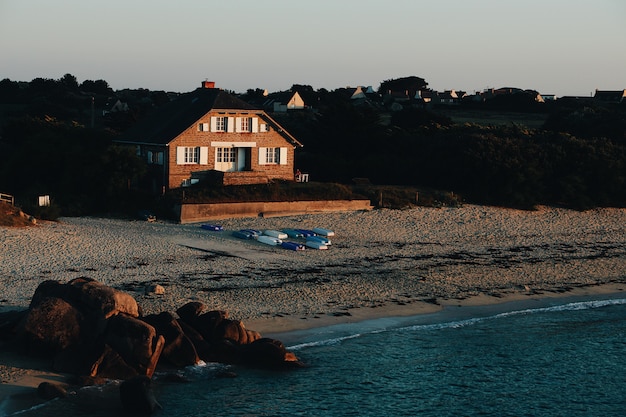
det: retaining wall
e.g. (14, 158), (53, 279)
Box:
(176, 200), (373, 224)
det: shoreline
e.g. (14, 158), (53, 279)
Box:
(249, 281), (626, 337)
(2, 204), (626, 412)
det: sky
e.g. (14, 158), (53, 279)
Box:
(1, 0), (625, 97)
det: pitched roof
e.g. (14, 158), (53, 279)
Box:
(116, 88), (258, 145)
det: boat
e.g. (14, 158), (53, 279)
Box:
(307, 235), (331, 245)
(312, 227), (335, 237)
(232, 230), (255, 239)
(282, 228), (304, 238)
(241, 229), (262, 236)
(263, 230), (288, 239)
(281, 241), (306, 251)
(294, 228), (317, 237)
(201, 224), (223, 231)
(305, 240), (328, 250)
(256, 235), (282, 246)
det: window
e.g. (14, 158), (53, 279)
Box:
(258, 147), (288, 165)
(184, 147), (199, 163)
(198, 123), (209, 131)
(240, 117), (250, 133)
(265, 147), (280, 164)
(177, 146), (208, 164)
(215, 117), (226, 132)
(216, 147), (235, 163)
(147, 151), (164, 165)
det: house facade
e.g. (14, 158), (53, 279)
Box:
(116, 82), (303, 193)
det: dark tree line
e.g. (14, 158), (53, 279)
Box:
(1, 74), (625, 216)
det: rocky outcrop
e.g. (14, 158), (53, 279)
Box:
(0, 278), (303, 413)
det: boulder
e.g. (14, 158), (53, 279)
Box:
(192, 310), (228, 341)
(176, 319), (213, 360)
(142, 312), (199, 367)
(119, 376), (162, 414)
(90, 344), (140, 380)
(104, 314), (164, 378)
(37, 382), (67, 400)
(241, 338), (304, 369)
(175, 301), (205, 323)
(19, 297), (83, 355)
(67, 277), (139, 320)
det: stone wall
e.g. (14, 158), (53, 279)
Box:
(176, 200), (373, 223)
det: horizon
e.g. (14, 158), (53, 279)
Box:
(1, 1), (625, 97)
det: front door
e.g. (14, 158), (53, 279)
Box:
(215, 147), (237, 172)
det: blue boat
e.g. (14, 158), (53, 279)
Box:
(201, 224), (223, 231)
(232, 230), (254, 239)
(282, 228), (305, 238)
(294, 228), (316, 237)
(281, 241), (306, 251)
(241, 228), (262, 236)
(307, 235), (331, 245)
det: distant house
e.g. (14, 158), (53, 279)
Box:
(594, 89), (626, 104)
(265, 91), (306, 112)
(115, 81), (303, 193)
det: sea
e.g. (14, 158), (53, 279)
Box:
(5, 293), (626, 417)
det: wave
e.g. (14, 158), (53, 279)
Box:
(289, 297), (626, 350)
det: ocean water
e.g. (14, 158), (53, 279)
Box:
(7, 294), (626, 417)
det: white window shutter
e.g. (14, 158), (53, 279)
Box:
(279, 147), (288, 165)
(259, 123), (266, 132)
(227, 117), (235, 133)
(252, 118), (259, 133)
(203, 123), (209, 131)
(235, 117), (242, 133)
(147, 151), (153, 163)
(176, 147), (185, 164)
(199, 147), (209, 165)
(210, 117), (217, 132)
(258, 147), (266, 165)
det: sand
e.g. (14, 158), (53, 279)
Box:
(1, 204), (626, 409)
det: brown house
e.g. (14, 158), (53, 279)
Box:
(115, 82), (303, 193)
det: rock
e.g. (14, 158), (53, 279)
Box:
(176, 319), (213, 360)
(145, 284), (165, 295)
(119, 376), (161, 414)
(53, 343), (103, 375)
(175, 301), (205, 323)
(37, 381), (67, 400)
(142, 312), (199, 367)
(104, 314), (164, 378)
(193, 310), (228, 341)
(241, 338), (304, 369)
(67, 277), (139, 320)
(90, 345), (139, 380)
(19, 297), (83, 355)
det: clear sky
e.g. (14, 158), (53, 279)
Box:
(1, 0), (624, 96)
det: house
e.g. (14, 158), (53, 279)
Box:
(115, 81), (303, 193)
(265, 91), (306, 112)
(594, 89), (626, 104)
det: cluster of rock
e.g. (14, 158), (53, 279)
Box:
(0, 277), (302, 413)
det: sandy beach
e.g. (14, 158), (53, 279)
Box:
(2, 204), (626, 409)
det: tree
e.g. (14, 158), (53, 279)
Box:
(59, 73), (79, 90)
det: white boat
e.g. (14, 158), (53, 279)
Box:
(312, 227), (335, 237)
(305, 240), (328, 250)
(264, 230), (288, 239)
(256, 235), (282, 246)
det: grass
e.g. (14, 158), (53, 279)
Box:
(0, 202), (36, 227)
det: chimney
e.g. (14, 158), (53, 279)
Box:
(201, 80), (215, 89)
